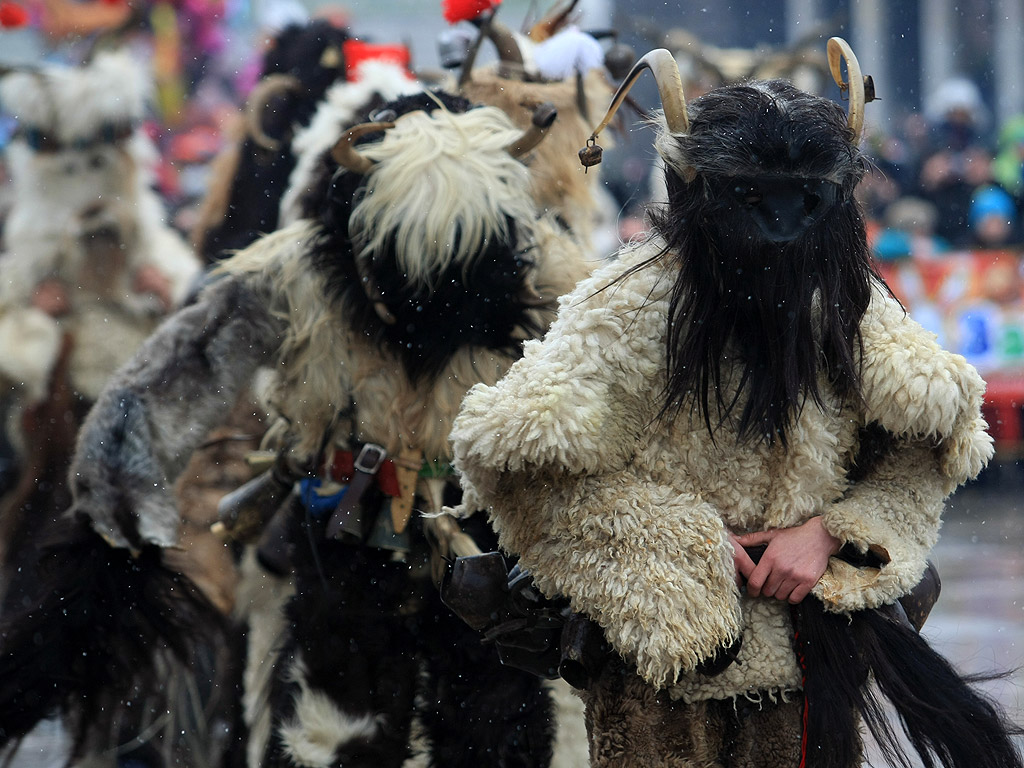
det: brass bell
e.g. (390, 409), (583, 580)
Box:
(579, 138), (603, 170)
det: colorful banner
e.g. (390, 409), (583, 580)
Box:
(875, 250), (1024, 375)
(876, 251), (1024, 452)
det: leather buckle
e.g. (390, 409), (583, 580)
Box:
(354, 443), (387, 474)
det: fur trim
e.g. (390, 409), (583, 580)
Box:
(0, 520), (227, 760)
(70, 276), (281, 549)
(453, 237), (670, 478)
(279, 60), (421, 226)
(278, 658), (385, 768)
(858, 283), (994, 487)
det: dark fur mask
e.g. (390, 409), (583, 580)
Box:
(650, 79), (876, 445)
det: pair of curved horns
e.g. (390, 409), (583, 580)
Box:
(507, 102), (558, 158)
(331, 103), (559, 175)
(827, 36), (876, 145)
(245, 74), (302, 150)
(579, 37), (875, 169)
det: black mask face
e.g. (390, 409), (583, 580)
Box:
(705, 175), (842, 245)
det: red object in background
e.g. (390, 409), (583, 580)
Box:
(0, 1), (30, 27)
(342, 39), (413, 82)
(442, 0), (501, 24)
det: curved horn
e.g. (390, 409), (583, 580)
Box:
(507, 102), (558, 158)
(245, 74), (301, 150)
(579, 48), (688, 168)
(827, 37), (875, 145)
(330, 120), (395, 175)
(486, 18), (527, 68)
(458, 8), (527, 88)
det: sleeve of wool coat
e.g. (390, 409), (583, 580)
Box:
(813, 284), (994, 613)
(452, 244), (743, 690)
(68, 272), (282, 550)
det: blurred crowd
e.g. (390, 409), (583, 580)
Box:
(4, 3), (1024, 264)
(861, 77), (1024, 259)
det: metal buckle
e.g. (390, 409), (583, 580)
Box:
(353, 443), (387, 474)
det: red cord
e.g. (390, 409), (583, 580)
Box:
(794, 627), (809, 768)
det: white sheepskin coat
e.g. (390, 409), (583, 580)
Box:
(0, 50), (200, 404)
(451, 236), (994, 703)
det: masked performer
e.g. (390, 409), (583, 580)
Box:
(0, 86), (594, 767)
(448, 41), (1022, 768)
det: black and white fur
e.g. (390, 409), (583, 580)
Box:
(0, 90), (590, 768)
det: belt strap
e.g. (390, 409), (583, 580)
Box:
(326, 443), (387, 539)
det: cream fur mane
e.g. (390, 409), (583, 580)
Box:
(219, 218), (590, 462)
(349, 106), (537, 288)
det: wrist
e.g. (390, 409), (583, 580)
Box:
(809, 515), (842, 555)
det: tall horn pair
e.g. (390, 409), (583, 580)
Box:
(579, 39), (875, 169)
(826, 36), (876, 145)
(330, 103), (558, 175)
(457, 6), (527, 88)
(579, 48), (688, 169)
(244, 74), (302, 150)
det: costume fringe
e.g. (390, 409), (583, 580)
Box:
(0, 517), (228, 760)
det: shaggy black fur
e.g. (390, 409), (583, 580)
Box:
(649, 80), (877, 446)
(795, 597), (1024, 768)
(199, 20), (350, 263)
(0, 517), (229, 761)
(262, 502), (555, 768)
(305, 91), (549, 384)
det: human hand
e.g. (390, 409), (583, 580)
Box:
(729, 532), (755, 588)
(733, 517), (842, 604)
(32, 279), (71, 316)
(133, 265), (173, 312)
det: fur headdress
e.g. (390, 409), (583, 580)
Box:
(0, 50), (148, 149)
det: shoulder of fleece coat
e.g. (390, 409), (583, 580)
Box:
(452, 237), (670, 477)
(858, 282), (993, 486)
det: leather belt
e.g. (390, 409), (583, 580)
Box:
(327, 443), (387, 539)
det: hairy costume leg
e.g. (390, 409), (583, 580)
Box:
(581, 659), (806, 768)
(262, 515), (419, 768)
